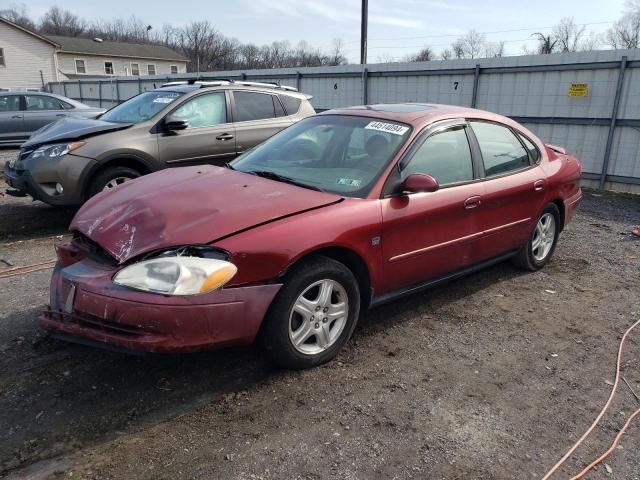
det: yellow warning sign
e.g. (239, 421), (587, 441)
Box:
(568, 83), (589, 97)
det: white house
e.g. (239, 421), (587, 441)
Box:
(0, 17), (188, 91)
(0, 17), (59, 90)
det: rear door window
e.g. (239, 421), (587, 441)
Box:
(25, 95), (64, 111)
(233, 91), (276, 122)
(470, 121), (531, 177)
(402, 126), (474, 186)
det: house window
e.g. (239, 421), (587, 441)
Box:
(104, 61), (114, 75)
(0, 48), (5, 67)
(147, 64), (156, 76)
(75, 59), (86, 74)
(131, 63), (140, 76)
(170, 65), (178, 74)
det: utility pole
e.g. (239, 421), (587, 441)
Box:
(360, 0), (368, 64)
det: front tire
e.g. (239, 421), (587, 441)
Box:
(512, 203), (560, 271)
(260, 256), (360, 370)
(87, 166), (141, 199)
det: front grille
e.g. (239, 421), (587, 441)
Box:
(44, 307), (145, 338)
(72, 232), (118, 265)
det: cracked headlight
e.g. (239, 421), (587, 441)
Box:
(31, 142), (85, 159)
(113, 257), (237, 295)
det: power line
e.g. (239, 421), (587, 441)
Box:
(341, 20), (616, 45)
(366, 30), (610, 50)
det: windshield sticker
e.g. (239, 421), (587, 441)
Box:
(365, 121), (409, 136)
(153, 97), (177, 104)
(337, 178), (362, 187)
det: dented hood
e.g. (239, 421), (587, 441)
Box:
(23, 117), (132, 150)
(71, 166), (342, 263)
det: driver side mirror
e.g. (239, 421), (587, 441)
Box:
(402, 173), (439, 193)
(164, 115), (189, 131)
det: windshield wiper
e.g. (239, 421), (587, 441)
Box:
(247, 170), (325, 192)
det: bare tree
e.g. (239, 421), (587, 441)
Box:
(531, 32), (558, 54)
(607, 0), (640, 48)
(39, 6), (87, 36)
(552, 17), (586, 52)
(376, 53), (397, 63)
(179, 20), (219, 72)
(580, 31), (603, 51)
(440, 49), (453, 60)
(451, 30), (486, 59)
(484, 41), (505, 58)
(404, 46), (435, 62)
(451, 39), (465, 59)
(0, 3), (35, 30)
(461, 29), (486, 58)
(328, 38), (347, 66)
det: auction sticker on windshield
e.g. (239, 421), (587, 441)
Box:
(337, 178), (362, 187)
(153, 96), (178, 104)
(365, 121), (409, 136)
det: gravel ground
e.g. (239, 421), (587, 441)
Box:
(1, 147), (639, 479)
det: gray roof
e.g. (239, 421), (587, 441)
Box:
(46, 35), (188, 62)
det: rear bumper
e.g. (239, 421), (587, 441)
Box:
(564, 188), (583, 225)
(40, 259), (282, 353)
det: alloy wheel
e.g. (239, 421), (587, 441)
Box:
(532, 212), (556, 262)
(288, 279), (349, 355)
(103, 177), (131, 191)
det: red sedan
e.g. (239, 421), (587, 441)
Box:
(41, 104), (582, 369)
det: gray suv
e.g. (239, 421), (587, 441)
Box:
(3, 80), (315, 206)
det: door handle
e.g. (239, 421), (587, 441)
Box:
(216, 133), (234, 141)
(11, 115), (22, 119)
(464, 196), (482, 210)
(56, 113), (66, 117)
(534, 179), (546, 192)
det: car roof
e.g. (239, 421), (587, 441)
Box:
(319, 103), (517, 128)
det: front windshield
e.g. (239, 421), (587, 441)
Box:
(231, 115), (411, 197)
(100, 91), (184, 124)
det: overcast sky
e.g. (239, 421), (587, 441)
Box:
(20, 0), (627, 62)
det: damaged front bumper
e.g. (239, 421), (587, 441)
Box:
(40, 253), (282, 354)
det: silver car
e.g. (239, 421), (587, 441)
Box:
(0, 92), (105, 146)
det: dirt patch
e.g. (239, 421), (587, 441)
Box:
(1, 164), (639, 479)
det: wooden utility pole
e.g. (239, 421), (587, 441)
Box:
(360, 0), (368, 64)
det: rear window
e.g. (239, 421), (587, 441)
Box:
(279, 95), (302, 115)
(234, 91), (276, 122)
(517, 133), (540, 164)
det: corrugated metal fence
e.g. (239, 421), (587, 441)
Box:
(48, 49), (640, 192)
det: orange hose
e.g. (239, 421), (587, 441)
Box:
(569, 408), (640, 479)
(0, 265), (55, 279)
(0, 259), (56, 275)
(542, 317), (640, 479)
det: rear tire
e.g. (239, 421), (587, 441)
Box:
(260, 256), (360, 370)
(87, 166), (141, 199)
(512, 203), (560, 271)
